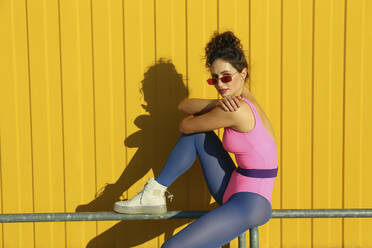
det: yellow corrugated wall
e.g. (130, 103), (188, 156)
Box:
(1, 0), (371, 247)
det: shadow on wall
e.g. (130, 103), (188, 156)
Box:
(75, 59), (230, 248)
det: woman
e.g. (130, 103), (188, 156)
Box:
(114, 31), (278, 248)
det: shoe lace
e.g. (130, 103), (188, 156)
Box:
(139, 180), (174, 203)
(118, 178), (176, 203)
(165, 189), (174, 202)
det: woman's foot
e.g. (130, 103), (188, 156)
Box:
(113, 178), (174, 214)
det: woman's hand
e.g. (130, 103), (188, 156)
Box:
(218, 95), (242, 112)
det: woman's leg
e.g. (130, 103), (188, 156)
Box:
(156, 131), (272, 247)
(161, 192), (272, 248)
(155, 131), (236, 205)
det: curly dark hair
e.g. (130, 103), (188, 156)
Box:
(204, 31), (249, 81)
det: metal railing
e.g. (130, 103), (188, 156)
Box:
(1, 209), (372, 248)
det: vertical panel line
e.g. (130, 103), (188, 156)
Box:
(89, 0), (99, 235)
(108, 0), (115, 179)
(248, 0), (251, 91)
(153, 0), (158, 204)
(122, 0), (128, 201)
(185, 0), (189, 210)
(24, 0), (37, 247)
(266, 0), (269, 107)
(185, 0), (188, 92)
(170, 0), (174, 60)
(216, 0), (220, 138)
(154, 0), (157, 62)
(279, 0), (283, 246)
(342, 0), (347, 247)
(56, 0), (68, 245)
(217, 0), (219, 32)
(43, 0), (55, 227)
(359, 0), (365, 215)
(311, 0), (315, 247)
(76, 0), (84, 207)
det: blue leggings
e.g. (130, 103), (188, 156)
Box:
(155, 131), (272, 248)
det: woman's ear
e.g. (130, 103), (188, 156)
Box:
(240, 68), (248, 80)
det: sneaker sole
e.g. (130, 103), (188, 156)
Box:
(113, 204), (167, 215)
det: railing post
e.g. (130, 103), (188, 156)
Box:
(249, 227), (259, 248)
(238, 231), (246, 248)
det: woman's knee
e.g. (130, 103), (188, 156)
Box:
(181, 131), (212, 143)
(230, 193), (273, 227)
(239, 210), (271, 229)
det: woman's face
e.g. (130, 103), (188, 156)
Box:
(209, 58), (247, 97)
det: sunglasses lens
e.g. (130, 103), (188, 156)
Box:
(220, 75), (232, 83)
(207, 78), (217, 85)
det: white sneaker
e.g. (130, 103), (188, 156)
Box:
(113, 178), (174, 214)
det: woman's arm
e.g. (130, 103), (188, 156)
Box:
(179, 100), (248, 134)
(178, 95), (243, 116)
(177, 98), (218, 116)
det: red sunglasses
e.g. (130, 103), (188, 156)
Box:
(207, 71), (238, 85)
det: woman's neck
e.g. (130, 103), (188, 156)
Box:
(240, 86), (252, 99)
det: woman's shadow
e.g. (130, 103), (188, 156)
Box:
(75, 58), (230, 248)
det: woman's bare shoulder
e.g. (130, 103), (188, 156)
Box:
(229, 99), (255, 132)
